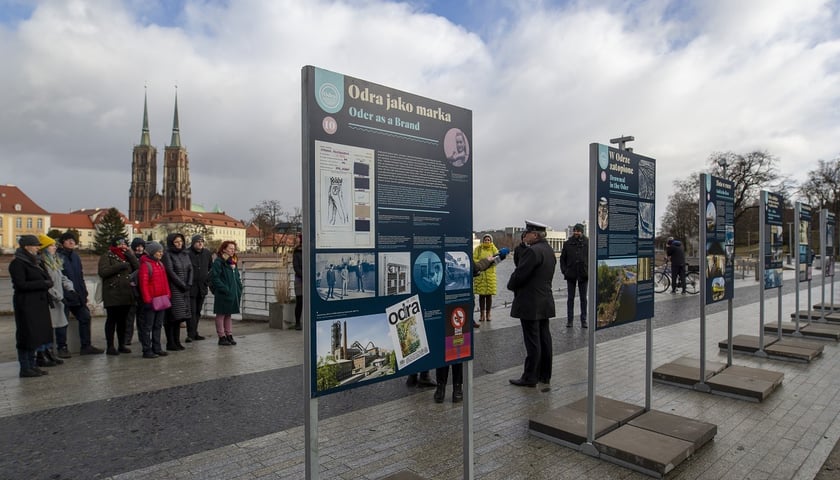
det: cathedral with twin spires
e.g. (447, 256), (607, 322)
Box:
(129, 91), (192, 222)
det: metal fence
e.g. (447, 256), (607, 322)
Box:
(0, 260), (294, 319)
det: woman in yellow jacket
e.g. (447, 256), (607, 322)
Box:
(473, 234), (499, 325)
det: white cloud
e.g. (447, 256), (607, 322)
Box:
(1, 0), (839, 233)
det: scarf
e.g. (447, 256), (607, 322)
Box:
(43, 250), (63, 271)
(109, 246), (127, 261)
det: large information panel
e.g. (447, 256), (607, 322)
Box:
(590, 143), (656, 329)
(823, 210), (836, 277)
(763, 191), (784, 289)
(703, 174), (734, 304)
(797, 203), (813, 282)
(302, 66), (473, 397)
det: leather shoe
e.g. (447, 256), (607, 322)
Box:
(193, 335), (206, 341)
(118, 346), (132, 354)
(154, 350), (168, 356)
(142, 352), (158, 359)
(80, 345), (104, 355)
(509, 378), (536, 387)
(19, 368), (41, 378)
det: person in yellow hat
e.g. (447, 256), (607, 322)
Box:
(38, 234), (71, 367)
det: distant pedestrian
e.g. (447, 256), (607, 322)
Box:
(137, 241), (170, 358)
(10, 235), (54, 378)
(210, 241), (242, 346)
(57, 232), (104, 356)
(293, 234), (303, 330)
(187, 234), (212, 342)
(98, 237), (139, 356)
(507, 220), (556, 388)
(666, 237), (686, 294)
(162, 233), (193, 351)
(559, 223), (588, 328)
(473, 233), (499, 324)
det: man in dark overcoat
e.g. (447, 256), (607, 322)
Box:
(559, 223), (588, 328)
(507, 220), (556, 387)
(10, 235), (54, 377)
(187, 235), (212, 341)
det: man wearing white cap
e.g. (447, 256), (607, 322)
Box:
(507, 220), (556, 387)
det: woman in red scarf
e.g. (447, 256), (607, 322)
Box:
(98, 237), (139, 355)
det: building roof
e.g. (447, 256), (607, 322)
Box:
(50, 213), (95, 230)
(153, 209), (245, 228)
(0, 184), (49, 215)
(69, 208), (130, 225)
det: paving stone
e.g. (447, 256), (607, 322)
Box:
(594, 424), (695, 476)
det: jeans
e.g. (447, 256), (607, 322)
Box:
(138, 304), (164, 354)
(64, 304), (92, 347)
(54, 326), (67, 349)
(566, 278), (588, 324)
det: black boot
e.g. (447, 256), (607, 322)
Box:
(45, 349), (64, 365)
(226, 334), (237, 345)
(417, 371), (436, 388)
(452, 384), (463, 403)
(174, 325), (185, 350)
(433, 384), (445, 403)
(36, 351), (57, 367)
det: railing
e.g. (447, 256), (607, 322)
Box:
(0, 260), (294, 319)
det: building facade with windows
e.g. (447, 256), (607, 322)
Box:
(0, 185), (51, 252)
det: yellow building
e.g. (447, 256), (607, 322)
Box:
(0, 185), (51, 252)
(146, 209), (246, 248)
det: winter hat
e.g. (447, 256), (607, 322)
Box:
(58, 232), (77, 244)
(111, 237), (127, 247)
(130, 238), (146, 250)
(19, 235), (40, 247)
(145, 241), (163, 256)
(573, 224), (585, 233)
(191, 234), (205, 245)
(482, 234), (493, 242)
(38, 234), (55, 250)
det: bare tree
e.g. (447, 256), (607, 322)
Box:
(708, 150), (782, 223)
(799, 156), (840, 255)
(660, 176), (700, 256)
(250, 200), (286, 253)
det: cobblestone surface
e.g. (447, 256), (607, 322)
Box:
(0, 275), (838, 479)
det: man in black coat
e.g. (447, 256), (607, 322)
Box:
(507, 220), (556, 387)
(559, 223), (588, 328)
(56, 232), (104, 356)
(187, 235), (212, 341)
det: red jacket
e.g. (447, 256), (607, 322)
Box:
(139, 256), (171, 304)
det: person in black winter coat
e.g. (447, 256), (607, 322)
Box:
(10, 235), (54, 378)
(187, 235), (212, 341)
(56, 232), (104, 356)
(507, 220), (556, 388)
(559, 223), (588, 328)
(162, 233), (193, 351)
(666, 237), (687, 294)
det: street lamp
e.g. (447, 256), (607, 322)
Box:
(716, 157), (728, 177)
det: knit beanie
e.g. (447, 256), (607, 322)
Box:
(145, 241), (163, 256)
(19, 235), (40, 247)
(130, 238), (146, 250)
(38, 234), (55, 250)
(58, 232), (77, 244)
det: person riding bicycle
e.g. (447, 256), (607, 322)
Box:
(666, 237), (687, 294)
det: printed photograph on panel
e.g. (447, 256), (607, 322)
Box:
(444, 251), (472, 291)
(597, 197), (609, 230)
(596, 258), (638, 328)
(386, 295), (430, 369)
(444, 128), (470, 167)
(315, 313), (395, 392)
(638, 202), (654, 239)
(764, 268), (783, 289)
(314, 140), (375, 249)
(315, 252), (377, 301)
(378, 252), (411, 296)
(706, 201), (717, 231)
(638, 159), (655, 200)
(413, 251), (443, 293)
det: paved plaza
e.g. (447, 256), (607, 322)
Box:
(1, 276), (839, 479)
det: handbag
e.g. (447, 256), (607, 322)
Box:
(151, 295), (171, 312)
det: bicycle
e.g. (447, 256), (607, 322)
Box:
(654, 261), (699, 294)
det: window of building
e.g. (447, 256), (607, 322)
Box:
(27, 218), (32, 228)
(16, 217), (22, 228)
(37, 218), (43, 229)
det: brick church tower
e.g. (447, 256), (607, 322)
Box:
(129, 90), (191, 221)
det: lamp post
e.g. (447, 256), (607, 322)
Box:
(717, 157), (728, 178)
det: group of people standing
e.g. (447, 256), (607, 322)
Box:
(10, 232), (244, 378)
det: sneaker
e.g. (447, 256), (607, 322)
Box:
(218, 336), (232, 346)
(57, 347), (71, 359)
(80, 345), (104, 355)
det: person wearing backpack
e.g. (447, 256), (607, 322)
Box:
(98, 238), (139, 356)
(137, 242), (170, 358)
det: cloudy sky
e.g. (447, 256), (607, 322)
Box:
(2, 0), (839, 233)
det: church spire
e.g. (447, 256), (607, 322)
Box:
(140, 88), (151, 146)
(169, 87), (181, 147)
